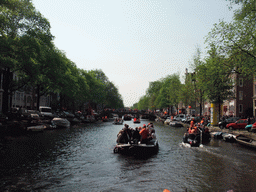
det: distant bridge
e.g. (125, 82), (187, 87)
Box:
(99, 110), (157, 120)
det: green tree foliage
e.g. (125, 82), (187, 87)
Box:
(0, 0), (125, 112)
(179, 74), (195, 107)
(198, 45), (234, 104)
(146, 80), (164, 110)
(206, 0), (256, 77)
(0, 0), (54, 112)
(155, 74), (181, 110)
(137, 95), (149, 110)
(87, 69), (123, 109)
(138, 74), (181, 112)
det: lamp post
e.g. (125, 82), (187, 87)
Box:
(192, 73), (196, 116)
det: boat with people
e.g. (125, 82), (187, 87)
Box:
(123, 114), (132, 121)
(114, 123), (159, 157)
(133, 117), (140, 124)
(182, 123), (211, 147)
(113, 118), (123, 125)
(101, 116), (109, 122)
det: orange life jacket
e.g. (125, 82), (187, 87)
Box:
(139, 128), (148, 139)
(190, 120), (194, 128)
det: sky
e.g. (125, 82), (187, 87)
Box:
(32, 0), (237, 107)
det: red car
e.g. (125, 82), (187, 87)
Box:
(251, 122), (256, 132)
(226, 119), (248, 130)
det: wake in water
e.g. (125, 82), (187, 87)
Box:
(179, 142), (203, 148)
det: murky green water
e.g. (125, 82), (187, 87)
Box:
(0, 120), (256, 192)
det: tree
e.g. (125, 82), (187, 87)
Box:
(196, 45), (234, 121)
(137, 95), (149, 110)
(154, 74), (181, 113)
(0, 0), (53, 112)
(146, 80), (164, 110)
(206, 0), (256, 77)
(179, 73), (195, 108)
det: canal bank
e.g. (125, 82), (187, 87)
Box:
(207, 125), (256, 140)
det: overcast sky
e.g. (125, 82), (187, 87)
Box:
(32, 0), (237, 107)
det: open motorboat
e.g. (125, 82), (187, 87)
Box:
(182, 127), (211, 147)
(169, 121), (183, 127)
(51, 117), (70, 128)
(27, 125), (47, 132)
(133, 118), (140, 124)
(114, 124), (158, 157)
(123, 114), (132, 121)
(114, 139), (159, 157)
(235, 134), (256, 149)
(113, 118), (123, 125)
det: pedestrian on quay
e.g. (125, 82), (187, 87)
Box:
(247, 116), (251, 125)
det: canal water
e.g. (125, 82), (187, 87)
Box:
(0, 120), (256, 192)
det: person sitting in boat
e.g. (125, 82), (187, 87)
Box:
(132, 127), (141, 143)
(188, 127), (193, 134)
(147, 123), (155, 134)
(117, 126), (131, 144)
(148, 129), (156, 140)
(190, 118), (195, 128)
(191, 126), (199, 134)
(200, 118), (205, 128)
(139, 124), (149, 144)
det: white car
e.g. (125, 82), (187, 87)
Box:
(173, 114), (186, 122)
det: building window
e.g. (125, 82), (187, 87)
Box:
(239, 91), (243, 100)
(239, 78), (243, 87)
(239, 104), (243, 113)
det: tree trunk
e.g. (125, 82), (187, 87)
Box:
(36, 84), (40, 110)
(2, 68), (12, 113)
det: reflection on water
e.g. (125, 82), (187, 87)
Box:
(0, 121), (256, 191)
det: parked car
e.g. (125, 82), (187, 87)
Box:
(27, 110), (40, 119)
(250, 122), (256, 133)
(226, 119), (248, 130)
(173, 114), (186, 122)
(218, 117), (240, 129)
(245, 119), (256, 132)
(39, 106), (53, 119)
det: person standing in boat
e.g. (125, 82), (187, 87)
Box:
(190, 118), (195, 129)
(139, 124), (149, 144)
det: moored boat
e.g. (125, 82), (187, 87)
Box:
(51, 117), (70, 128)
(169, 121), (183, 127)
(27, 125), (47, 132)
(235, 134), (256, 149)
